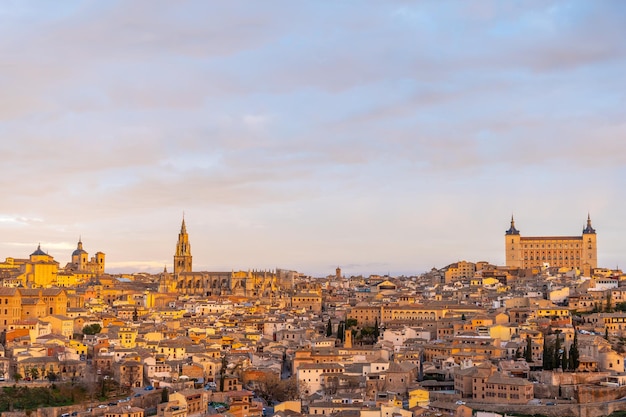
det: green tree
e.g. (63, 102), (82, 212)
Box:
(326, 319), (332, 337)
(45, 372), (58, 382)
(525, 335), (533, 362)
(100, 376), (106, 398)
(337, 321), (345, 342)
(133, 307), (138, 322)
(553, 333), (561, 370)
(219, 355), (228, 392)
(13, 372), (22, 384)
(605, 327), (610, 340)
(569, 329), (580, 371)
(161, 387), (169, 403)
(30, 368), (39, 380)
(373, 318), (380, 339)
(345, 318), (357, 328)
(561, 347), (568, 371)
(606, 292), (613, 313)
(360, 327), (375, 343)
(542, 337), (553, 370)
(82, 324), (102, 335)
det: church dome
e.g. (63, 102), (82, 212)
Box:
(72, 239), (87, 256)
(31, 244), (47, 256)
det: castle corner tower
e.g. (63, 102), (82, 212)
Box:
(581, 213), (597, 276)
(505, 215), (521, 268)
(174, 217), (192, 276)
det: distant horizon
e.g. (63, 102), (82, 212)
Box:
(4, 213), (618, 278)
(1, 2), (625, 275)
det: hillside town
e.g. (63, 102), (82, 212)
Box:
(0, 217), (626, 417)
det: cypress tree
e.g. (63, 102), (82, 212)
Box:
(219, 355), (228, 392)
(543, 338), (553, 370)
(525, 335), (533, 362)
(561, 348), (568, 371)
(326, 319), (332, 337)
(553, 334), (561, 370)
(569, 329), (580, 371)
(373, 318), (380, 339)
(337, 321), (345, 342)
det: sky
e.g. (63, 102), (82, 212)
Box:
(1, 1), (625, 277)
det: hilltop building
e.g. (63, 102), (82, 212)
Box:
(505, 215), (597, 275)
(0, 287), (68, 330)
(1, 239), (105, 288)
(65, 238), (105, 275)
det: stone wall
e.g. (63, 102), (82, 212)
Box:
(577, 384), (626, 404)
(466, 399), (626, 417)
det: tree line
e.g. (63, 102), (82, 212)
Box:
(541, 329), (580, 371)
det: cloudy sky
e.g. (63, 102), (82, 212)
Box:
(1, 1), (625, 277)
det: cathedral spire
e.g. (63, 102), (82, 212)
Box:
(180, 215), (187, 234)
(174, 216), (192, 276)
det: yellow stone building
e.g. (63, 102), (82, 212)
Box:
(505, 215), (597, 274)
(39, 314), (74, 339)
(19, 245), (59, 287)
(0, 287), (68, 330)
(68, 339), (88, 356)
(118, 327), (138, 348)
(408, 388), (429, 408)
(1, 241), (103, 288)
(67, 239), (105, 274)
(444, 261), (476, 283)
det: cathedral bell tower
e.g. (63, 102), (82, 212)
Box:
(174, 217), (192, 276)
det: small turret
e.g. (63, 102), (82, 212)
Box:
(583, 213), (596, 234)
(505, 215), (520, 235)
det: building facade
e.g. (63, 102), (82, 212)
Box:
(504, 215), (597, 273)
(444, 261), (476, 283)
